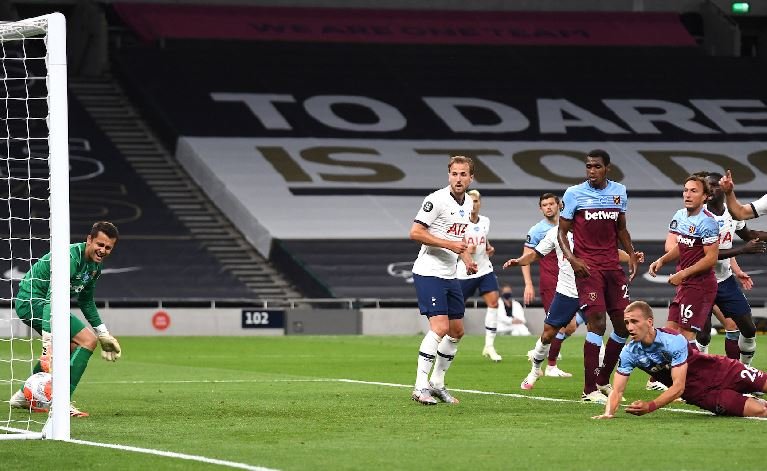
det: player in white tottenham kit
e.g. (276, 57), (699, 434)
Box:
(504, 229), (641, 394)
(409, 156), (477, 405)
(719, 169), (767, 221)
(697, 172), (767, 364)
(457, 190), (503, 362)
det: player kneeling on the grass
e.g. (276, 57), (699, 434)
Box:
(593, 300), (767, 419)
(9, 221), (122, 418)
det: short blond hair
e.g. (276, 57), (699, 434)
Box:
(448, 155), (475, 175)
(625, 300), (653, 319)
(467, 189), (481, 199)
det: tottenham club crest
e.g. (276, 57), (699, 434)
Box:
(423, 201), (433, 212)
(459, 209), (465, 217)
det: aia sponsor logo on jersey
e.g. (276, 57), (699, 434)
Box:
(584, 210), (618, 221)
(677, 235), (696, 247)
(718, 231), (732, 244)
(446, 223), (468, 237)
(465, 235), (486, 246)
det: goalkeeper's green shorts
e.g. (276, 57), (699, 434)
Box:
(14, 299), (86, 338)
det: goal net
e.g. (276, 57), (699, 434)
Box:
(0, 13), (70, 441)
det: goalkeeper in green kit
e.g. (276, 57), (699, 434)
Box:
(9, 221), (122, 417)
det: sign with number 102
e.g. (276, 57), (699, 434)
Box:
(241, 309), (285, 329)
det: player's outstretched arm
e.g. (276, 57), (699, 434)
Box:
(626, 364), (687, 416)
(593, 373), (629, 419)
(503, 250), (540, 269)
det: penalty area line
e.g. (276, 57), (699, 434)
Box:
(67, 439), (279, 471)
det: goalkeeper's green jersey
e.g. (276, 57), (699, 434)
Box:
(16, 242), (103, 326)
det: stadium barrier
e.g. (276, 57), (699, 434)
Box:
(6, 300), (760, 337)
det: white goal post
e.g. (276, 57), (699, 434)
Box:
(0, 12), (70, 441)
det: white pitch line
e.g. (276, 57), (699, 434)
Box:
(87, 377), (766, 420)
(67, 438), (279, 471)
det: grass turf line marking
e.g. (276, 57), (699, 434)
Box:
(88, 377), (767, 420)
(68, 438), (279, 471)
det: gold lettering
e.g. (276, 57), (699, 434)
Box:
(414, 149), (503, 183)
(301, 147), (405, 182)
(258, 146), (312, 182)
(512, 149), (624, 183)
(640, 151), (754, 184)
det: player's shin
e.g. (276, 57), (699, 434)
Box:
(416, 331), (441, 390)
(69, 346), (93, 394)
(484, 307), (498, 348)
(596, 332), (626, 386)
(430, 336), (459, 389)
(725, 330), (740, 359)
(548, 332), (566, 366)
(583, 332), (603, 394)
(738, 334), (756, 366)
(531, 338), (549, 370)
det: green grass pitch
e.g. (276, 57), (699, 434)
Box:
(2, 335), (766, 470)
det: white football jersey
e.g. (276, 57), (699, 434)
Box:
(751, 194), (767, 218)
(457, 215), (494, 279)
(534, 227), (577, 298)
(706, 204), (745, 283)
(412, 186), (474, 279)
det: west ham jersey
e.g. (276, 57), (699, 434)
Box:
(412, 186), (474, 279)
(561, 180), (627, 271)
(704, 204), (745, 283)
(525, 218), (558, 292)
(533, 227), (577, 298)
(668, 208), (719, 287)
(457, 215), (494, 279)
(616, 328), (689, 385)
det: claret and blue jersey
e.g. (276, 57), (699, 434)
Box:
(616, 328), (689, 384)
(560, 180), (627, 271)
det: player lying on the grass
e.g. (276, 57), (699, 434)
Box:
(503, 227), (643, 396)
(9, 221), (122, 417)
(593, 300), (767, 419)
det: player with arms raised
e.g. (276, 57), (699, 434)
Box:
(649, 176), (719, 345)
(9, 221), (122, 417)
(409, 156), (476, 405)
(558, 149), (638, 403)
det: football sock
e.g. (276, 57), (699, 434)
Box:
(532, 338), (549, 369)
(484, 307), (498, 347)
(696, 340), (710, 354)
(725, 330), (740, 359)
(69, 346), (93, 394)
(739, 335), (756, 366)
(548, 332), (566, 366)
(583, 332), (603, 394)
(596, 332), (626, 386)
(416, 331), (441, 390)
(430, 335), (459, 389)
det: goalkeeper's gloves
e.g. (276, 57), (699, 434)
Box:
(94, 324), (122, 362)
(40, 331), (52, 372)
